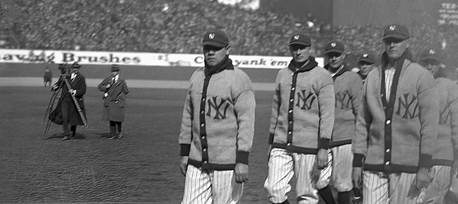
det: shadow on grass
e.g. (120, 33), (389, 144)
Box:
(45, 132), (87, 140)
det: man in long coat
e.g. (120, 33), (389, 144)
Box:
(97, 64), (129, 139)
(52, 63), (87, 140)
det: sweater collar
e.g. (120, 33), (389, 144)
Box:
(204, 56), (234, 77)
(288, 56), (318, 73)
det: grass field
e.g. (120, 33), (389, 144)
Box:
(0, 85), (275, 203)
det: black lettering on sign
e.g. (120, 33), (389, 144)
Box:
(396, 93), (419, 119)
(336, 90), (352, 110)
(296, 90), (316, 110)
(207, 96), (230, 120)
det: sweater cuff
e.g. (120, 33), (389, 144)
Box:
(419, 154), (432, 168)
(268, 133), (274, 144)
(353, 153), (365, 167)
(236, 151), (249, 165)
(318, 138), (330, 149)
(180, 144), (190, 156)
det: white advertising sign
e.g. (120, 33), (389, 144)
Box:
(0, 49), (324, 69)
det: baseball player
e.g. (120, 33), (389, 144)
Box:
(357, 52), (376, 82)
(323, 40), (363, 204)
(178, 30), (256, 204)
(264, 33), (335, 204)
(352, 24), (438, 204)
(416, 48), (458, 204)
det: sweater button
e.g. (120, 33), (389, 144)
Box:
(386, 120), (391, 125)
(291, 87), (295, 91)
(201, 123), (205, 127)
(203, 148), (207, 152)
(386, 149), (390, 153)
(385, 161), (390, 165)
(290, 99), (294, 102)
(288, 110), (293, 113)
(287, 143), (291, 146)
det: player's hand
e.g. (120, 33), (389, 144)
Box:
(69, 89), (76, 95)
(234, 163), (249, 183)
(317, 148), (328, 169)
(352, 167), (363, 189)
(179, 156), (188, 176)
(415, 167), (432, 190)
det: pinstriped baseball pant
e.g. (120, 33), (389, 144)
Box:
(362, 171), (419, 204)
(264, 148), (332, 204)
(417, 165), (451, 204)
(331, 144), (353, 192)
(181, 165), (243, 204)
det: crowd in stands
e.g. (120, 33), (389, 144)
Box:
(1, 0), (458, 67)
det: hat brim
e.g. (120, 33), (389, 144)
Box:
(324, 49), (343, 55)
(289, 42), (311, 47)
(420, 57), (440, 65)
(358, 59), (375, 64)
(202, 41), (226, 48)
(382, 34), (408, 41)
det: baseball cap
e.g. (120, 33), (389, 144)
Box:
(202, 30), (229, 48)
(383, 24), (409, 41)
(324, 40), (344, 55)
(358, 52), (375, 64)
(289, 34), (311, 47)
(418, 48), (441, 65)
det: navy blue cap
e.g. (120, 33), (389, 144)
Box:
(383, 24), (409, 41)
(324, 40), (345, 54)
(289, 34), (311, 47)
(202, 30), (229, 48)
(358, 52), (375, 64)
(419, 48), (441, 64)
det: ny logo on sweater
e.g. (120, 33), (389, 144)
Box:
(207, 96), (231, 120)
(296, 90), (316, 110)
(396, 93), (418, 119)
(336, 90), (352, 110)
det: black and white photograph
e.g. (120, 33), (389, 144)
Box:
(0, 0), (457, 203)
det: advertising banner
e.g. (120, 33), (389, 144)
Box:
(0, 49), (324, 68)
